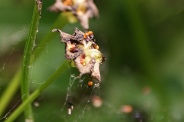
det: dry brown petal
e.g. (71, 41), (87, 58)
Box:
(52, 28), (104, 82)
(49, 0), (73, 12)
(52, 29), (72, 42)
(77, 13), (89, 30)
(65, 41), (82, 60)
(49, 0), (99, 30)
(74, 54), (94, 75)
(76, 0), (99, 29)
(91, 62), (101, 81)
(86, 0), (99, 17)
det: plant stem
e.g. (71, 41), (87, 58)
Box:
(5, 61), (69, 122)
(21, 0), (42, 121)
(0, 70), (21, 117)
(0, 13), (69, 118)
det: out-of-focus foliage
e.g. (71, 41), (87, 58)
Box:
(1, 0), (184, 122)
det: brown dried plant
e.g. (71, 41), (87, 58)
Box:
(49, 0), (99, 30)
(52, 28), (105, 82)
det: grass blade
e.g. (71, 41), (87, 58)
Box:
(0, 13), (69, 119)
(5, 61), (69, 122)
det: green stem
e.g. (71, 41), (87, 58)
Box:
(0, 70), (21, 117)
(21, 1), (42, 121)
(0, 13), (69, 118)
(5, 61), (69, 122)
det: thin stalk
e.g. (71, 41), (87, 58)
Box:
(5, 61), (69, 122)
(21, 0), (42, 121)
(0, 70), (21, 117)
(0, 13), (69, 118)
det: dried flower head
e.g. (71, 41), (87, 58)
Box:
(49, 0), (99, 30)
(52, 28), (105, 81)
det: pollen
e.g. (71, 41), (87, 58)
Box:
(80, 60), (86, 66)
(93, 43), (99, 50)
(87, 31), (93, 35)
(63, 0), (73, 6)
(88, 81), (93, 87)
(68, 43), (77, 53)
(80, 54), (86, 66)
(84, 31), (94, 39)
(83, 33), (87, 39)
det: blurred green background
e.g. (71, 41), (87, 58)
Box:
(1, 0), (184, 122)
